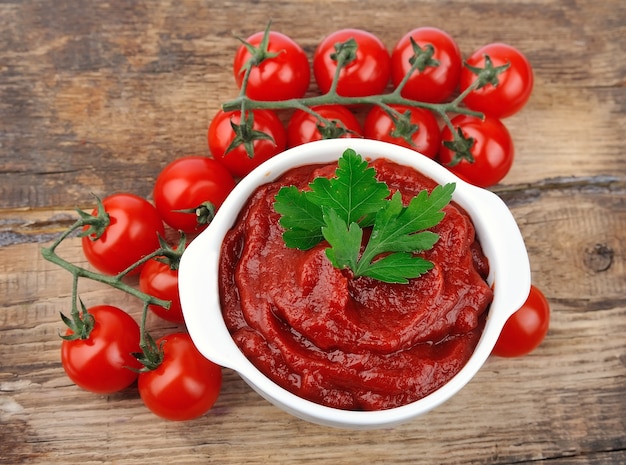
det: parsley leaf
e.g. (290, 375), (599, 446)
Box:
(354, 186), (455, 283)
(274, 185), (325, 249)
(274, 149), (455, 283)
(321, 207), (362, 272)
(274, 148), (388, 249)
(306, 148), (389, 227)
(356, 252), (436, 284)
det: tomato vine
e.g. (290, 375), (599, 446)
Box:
(41, 202), (180, 354)
(220, 24), (511, 160)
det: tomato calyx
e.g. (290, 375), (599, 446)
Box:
(235, 22), (283, 89)
(59, 299), (95, 341)
(153, 234), (186, 271)
(315, 117), (360, 139)
(442, 127), (476, 165)
(76, 195), (110, 240)
(226, 110), (276, 159)
(408, 39), (439, 73)
(173, 201), (216, 228)
(317, 121), (351, 139)
(133, 330), (165, 372)
(383, 107), (420, 147)
(195, 201), (216, 226)
(465, 54), (511, 90)
(324, 37), (360, 95)
(330, 37), (359, 68)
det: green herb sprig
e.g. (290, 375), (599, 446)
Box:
(274, 149), (455, 283)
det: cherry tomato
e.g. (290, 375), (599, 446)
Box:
(138, 333), (222, 421)
(139, 258), (183, 324)
(233, 30), (310, 101)
(363, 104), (441, 158)
(287, 105), (363, 147)
(61, 305), (142, 394)
(391, 27), (462, 103)
(438, 114), (514, 188)
(208, 109), (287, 178)
(492, 285), (550, 357)
(313, 28), (391, 97)
(460, 43), (534, 119)
(81, 193), (165, 275)
(153, 156), (235, 234)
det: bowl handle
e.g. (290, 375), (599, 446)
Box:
(469, 185), (532, 326)
(179, 236), (247, 369)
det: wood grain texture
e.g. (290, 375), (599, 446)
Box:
(1, 0), (624, 464)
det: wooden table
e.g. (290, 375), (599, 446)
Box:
(1, 1), (624, 463)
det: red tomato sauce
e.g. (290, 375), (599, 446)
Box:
(219, 158), (493, 410)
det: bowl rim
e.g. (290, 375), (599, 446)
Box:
(179, 138), (531, 429)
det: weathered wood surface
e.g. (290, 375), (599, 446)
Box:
(1, 0), (624, 464)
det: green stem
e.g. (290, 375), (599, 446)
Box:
(42, 243), (171, 310)
(441, 76), (486, 136)
(449, 76), (481, 109)
(41, 210), (176, 368)
(139, 301), (151, 351)
(41, 214), (172, 314)
(389, 42), (432, 98)
(222, 93), (483, 119)
(71, 271), (80, 318)
(238, 65), (253, 98)
(327, 53), (345, 96)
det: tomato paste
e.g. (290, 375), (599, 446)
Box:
(219, 158), (493, 411)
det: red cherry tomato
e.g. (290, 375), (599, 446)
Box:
(286, 105), (363, 147)
(363, 104), (441, 158)
(438, 114), (514, 188)
(233, 30), (310, 101)
(138, 333), (222, 421)
(492, 285), (550, 357)
(81, 193), (165, 275)
(61, 305), (142, 394)
(313, 28), (391, 97)
(139, 258), (183, 324)
(153, 156), (235, 234)
(208, 109), (287, 178)
(460, 43), (534, 119)
(391, 27), (462, 103)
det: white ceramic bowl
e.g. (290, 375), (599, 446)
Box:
(179, 138), (531, 429)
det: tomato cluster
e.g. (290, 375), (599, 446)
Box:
(209, 26), (534, 188)
(63, 155), (237, 420)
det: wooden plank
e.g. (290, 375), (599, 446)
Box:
(1, 0), (624, 209)
(1, 185), (624, 464)
(1, 0), (625, 463)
